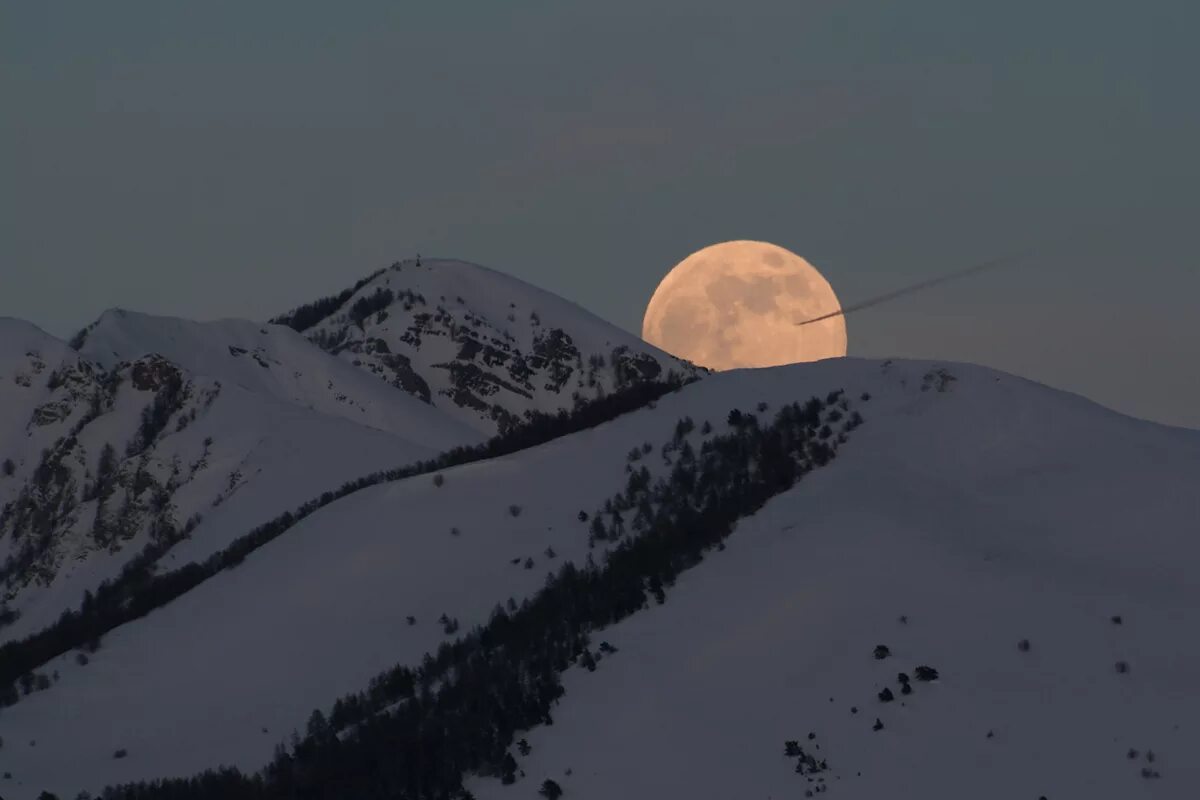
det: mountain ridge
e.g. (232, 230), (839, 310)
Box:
(1, 356), (1195, 798)
(0, 260), (693, 648)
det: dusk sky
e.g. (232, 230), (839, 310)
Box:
(3, 1), (1197, 427)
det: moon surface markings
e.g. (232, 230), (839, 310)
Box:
(643, 240), (847, 370)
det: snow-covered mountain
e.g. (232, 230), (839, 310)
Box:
(272, 258), (701, 435)
(0, 260), (695, 648)
(0, 313), (478, 644)
(0, 254), (703, 796)
(2, 357), (1197, 799)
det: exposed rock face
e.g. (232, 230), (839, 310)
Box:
(0, 353), (206, 596)
(283, 258), (701, 434)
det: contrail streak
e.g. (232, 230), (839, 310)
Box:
(796, 249), (1034, 326)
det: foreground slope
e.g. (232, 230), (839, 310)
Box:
(467, 363), (1200, 800)
(3, 359), (1197, 798)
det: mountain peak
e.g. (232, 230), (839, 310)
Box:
(277, 258), (700, 434)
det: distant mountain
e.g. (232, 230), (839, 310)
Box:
(272, 258), (701, 434)
(0, 259), (695, 648)
(3, 356), (1196, 799)
(0, 314), (477, 643)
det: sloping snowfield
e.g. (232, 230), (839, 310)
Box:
(2, 358), (1197, 798)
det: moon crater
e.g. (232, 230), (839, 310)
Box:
(642, 240), (847, 371)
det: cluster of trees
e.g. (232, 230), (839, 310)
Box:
(269, 269), (386, 332)
(0, 441), (80, 588)
(348, 288), (395, 326)
(0, 372), (121, 586)
(93, 391), (860, 799)
(0, 373), (695, 701)
(127, 372), (187, 457)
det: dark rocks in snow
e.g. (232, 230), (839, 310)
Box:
(897, 672), (910, 685)
(1111, 614), (1124, 625)
(872, 718), (884, 732)
(1115, 660), (1130, 674)
(878, 687), (895, 703)
(913, 665), (939, 681)
(873, 644), (891, 660)
(1018, 638), (1031, 652)
(791, 746), (827, 777)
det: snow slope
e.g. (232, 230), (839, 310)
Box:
(1, 314), (480, 644)
(77, 308), (472, 447)
(1, 253), (688, 648)
(0, 318), (99, 508)
(3, 358), (1197, 798)
(467, 362), (1200, 800)
(282, 258), (701, 434)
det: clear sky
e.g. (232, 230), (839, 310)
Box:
(2, 1), (1197, 428)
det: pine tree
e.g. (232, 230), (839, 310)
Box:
(500, 752), (518, 785)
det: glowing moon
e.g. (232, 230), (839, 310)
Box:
(642, 240), (847, 370)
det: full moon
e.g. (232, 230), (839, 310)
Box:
(642, 240), (848, 370)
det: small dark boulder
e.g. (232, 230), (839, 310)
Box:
(873, 644), (891, 660)
(914, 665), (939, 681)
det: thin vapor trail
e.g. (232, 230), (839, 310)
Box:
(796, 250), (1034, 326)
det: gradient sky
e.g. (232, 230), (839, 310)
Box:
(3, 1), (1197, 427)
